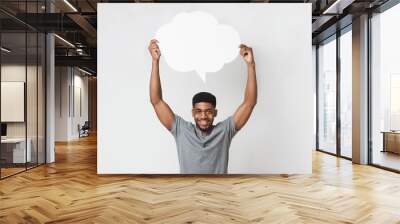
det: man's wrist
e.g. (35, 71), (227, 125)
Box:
(152, 59), (160, 64)
(247, 61), (256, 67)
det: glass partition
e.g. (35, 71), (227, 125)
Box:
(27, 31), (38, 169)
(1, 31), (28, 177)
(0, 1), (46, 179)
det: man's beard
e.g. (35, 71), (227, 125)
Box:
(196, 119), (213, 132)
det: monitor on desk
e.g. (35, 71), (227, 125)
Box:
(1, 123), (7, 138)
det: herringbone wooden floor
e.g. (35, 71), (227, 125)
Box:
(1, 134), (400, 224)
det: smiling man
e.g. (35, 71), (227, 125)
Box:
(148, 39), (257, 174)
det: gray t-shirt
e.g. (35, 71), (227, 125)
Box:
(170, 114), (237, 174)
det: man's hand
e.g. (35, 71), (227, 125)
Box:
(148, 39), (161, 61)
(149, 39), (174, 131)
(233, 44), (257, 131)
(239, 44), (255, 65)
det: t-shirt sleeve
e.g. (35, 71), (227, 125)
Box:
(170, 114), (188, 138)
(224, 116), (238, 140)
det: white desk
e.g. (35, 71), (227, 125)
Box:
(1, 138), (32, 163)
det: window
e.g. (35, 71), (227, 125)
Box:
(339, 29), (352, 158)
(371, 2), (400, 171)
(318, 37), (337, 154)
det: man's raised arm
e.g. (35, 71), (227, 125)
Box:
(233, 44), (258, 131)
(149, 39), (174, 130)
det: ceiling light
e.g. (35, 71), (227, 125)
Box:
(63, 0), (78, 12)
(1, 47), (11, 53)
(323, 0), (342, 14)
(78, 67), (93, 76)
(54, 34), (75, 48)
(323, 0), (354, 15)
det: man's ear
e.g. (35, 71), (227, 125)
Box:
(214, 109), (218, 117)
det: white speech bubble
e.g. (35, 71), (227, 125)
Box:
(155, 11), (241, 83)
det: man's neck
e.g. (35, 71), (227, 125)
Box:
(197, 125), (213, 136)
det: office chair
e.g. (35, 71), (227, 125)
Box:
(79, 121), (90, 138)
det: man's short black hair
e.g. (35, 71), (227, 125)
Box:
(192, 92), (216, 107)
